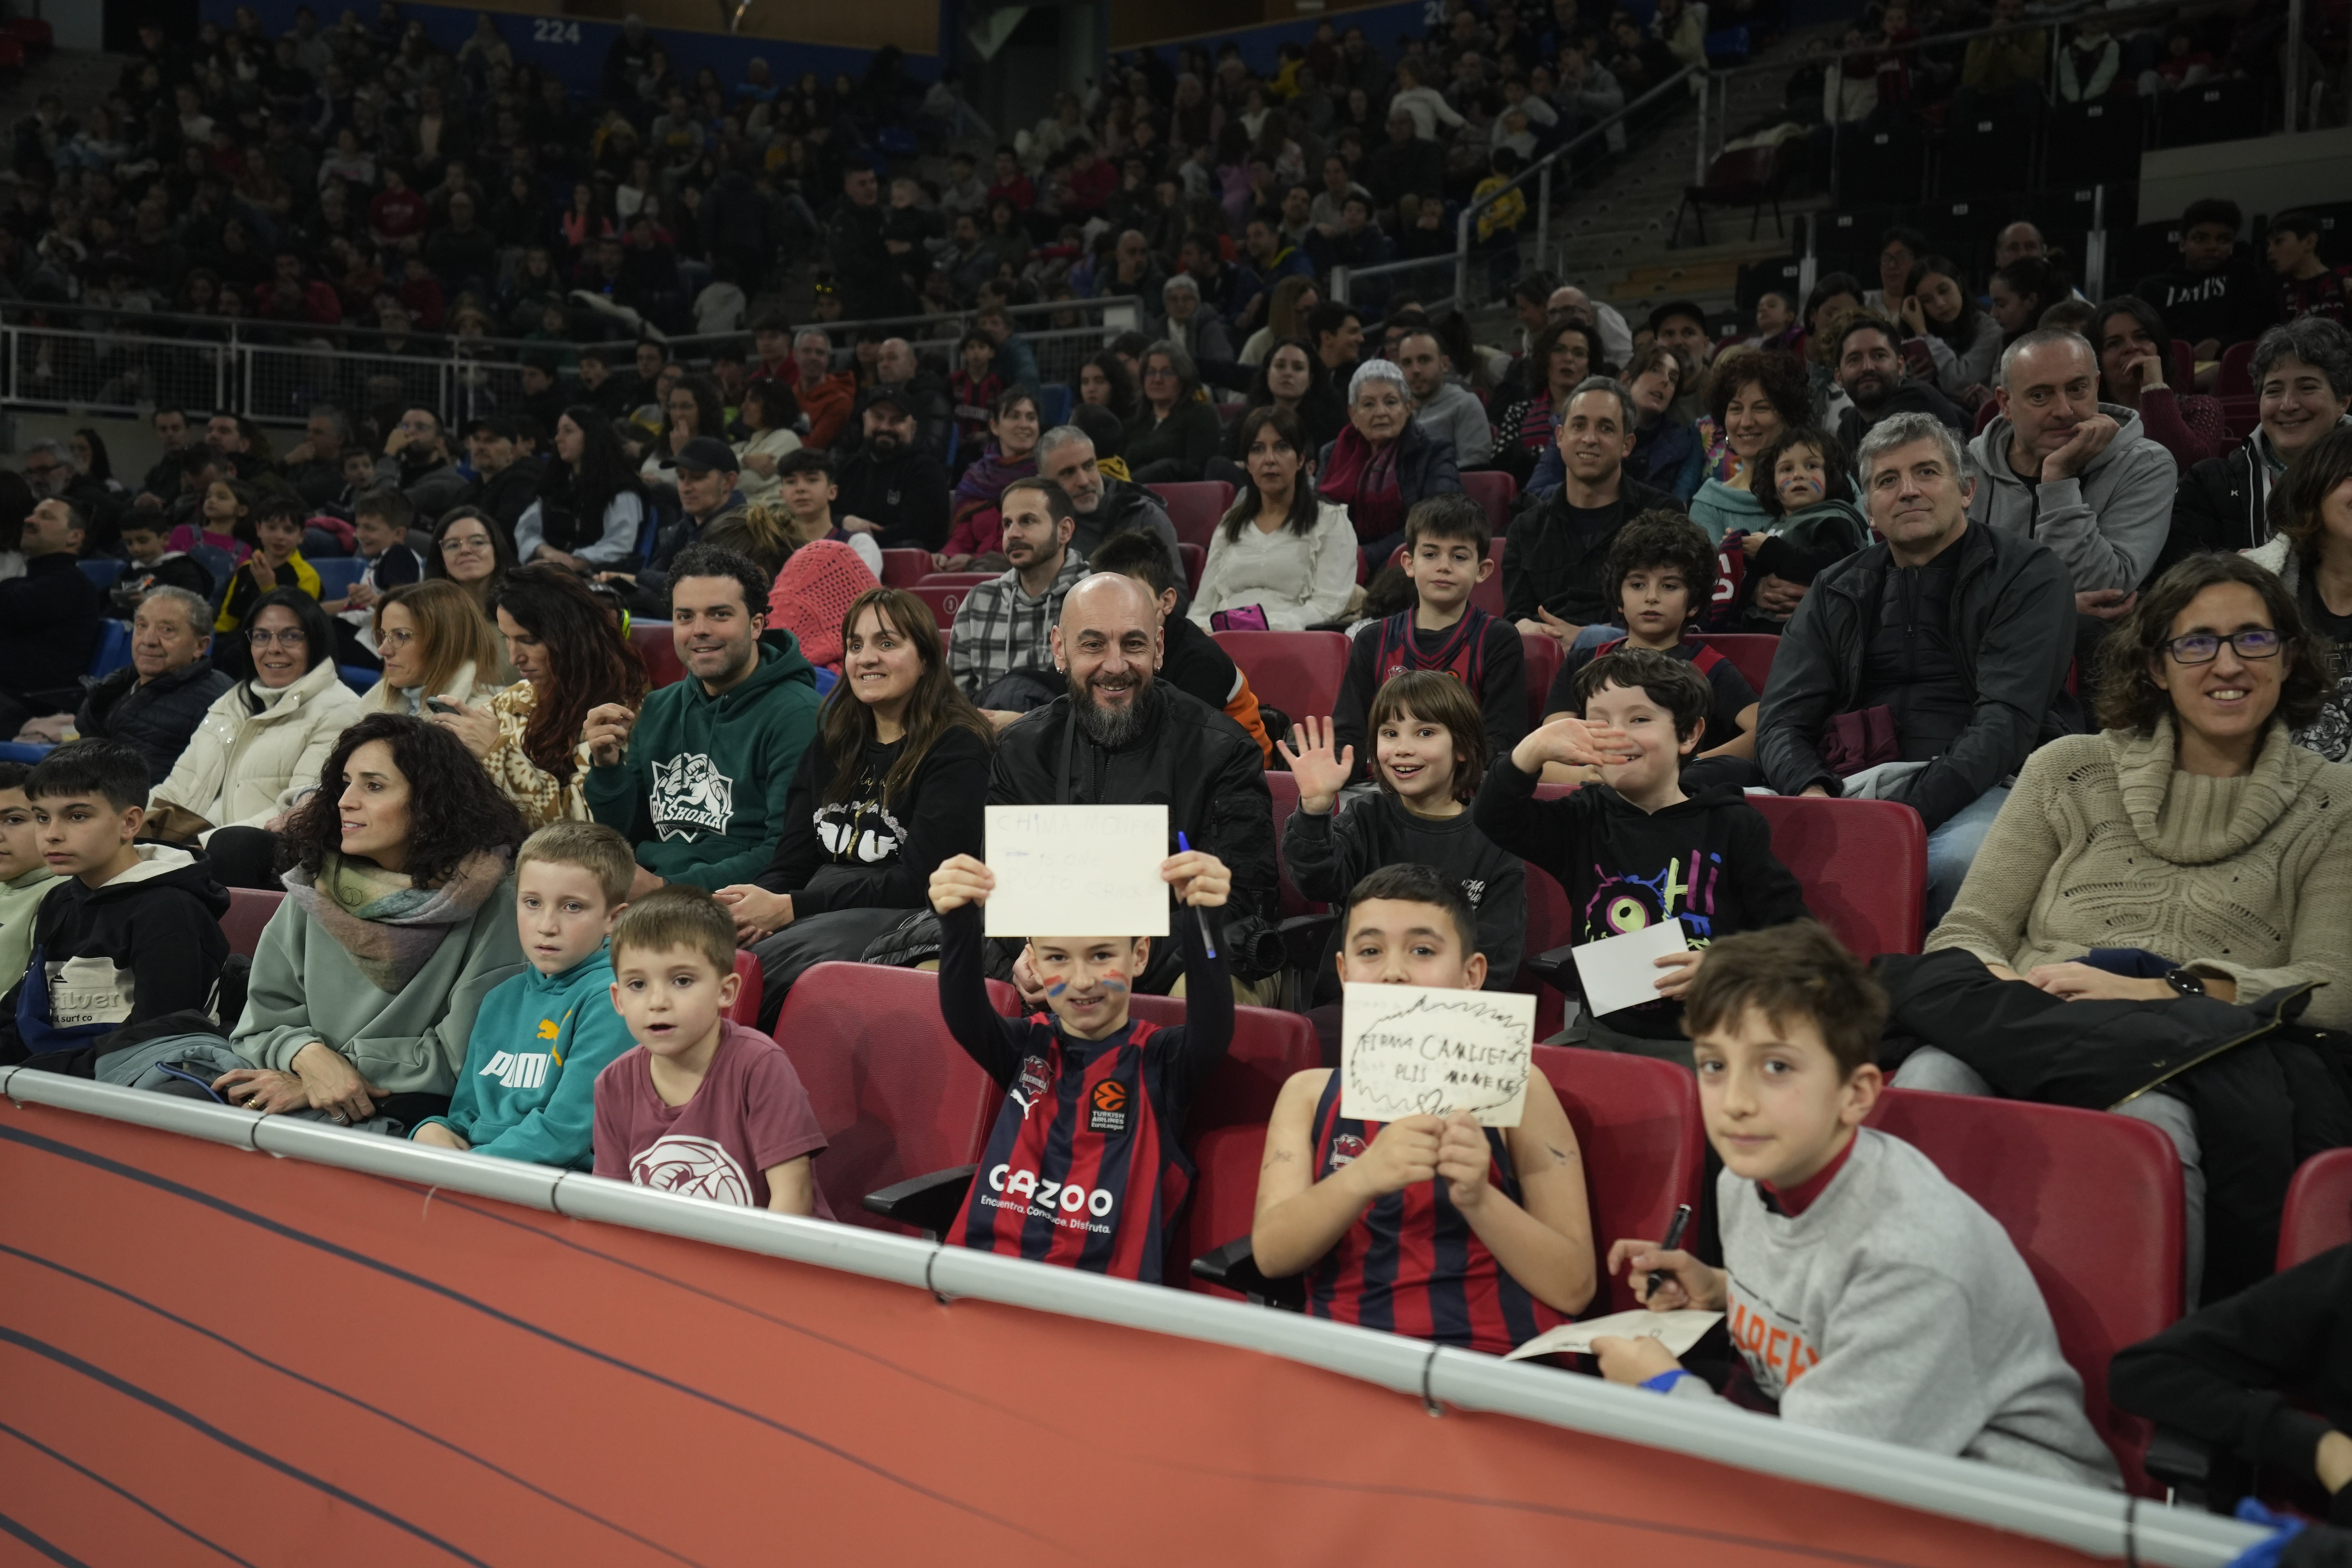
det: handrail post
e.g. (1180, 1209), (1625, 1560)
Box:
(1535, 163), (1552, 279)
(1694, 76), (1710, 187)
(1454, 208), (1471, 308)
(2286, 0), (2305, 129)
(1329, 265), (1351, 305)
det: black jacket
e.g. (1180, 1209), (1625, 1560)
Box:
(1284, 792), (1526, 997)
(2159, 431), (2320, 574)
(1068, 477), (1185, 579)
(76, 659), (233, 783)
(472, 457), (545, 539)
(988, 681), (1282, 985)
(0, 846), (230, 1062)
(835, 444), (952, 552)
(1502, 474), (1681, 626)
(2110, 1242), (2352, 1522)
(1833, 378), (1968, 448)
(753, 724), (990, 915)
(1756, 520), (2074, 830)
(0, 552), (101, 708)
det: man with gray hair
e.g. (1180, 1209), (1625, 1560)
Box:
(1966, 328), (2174, 626)
(1759, 411), (2075, 921)
(73, 587), (231, 782)
(1161, 273), (1233, 363)
(1033, 423), (1185, 573)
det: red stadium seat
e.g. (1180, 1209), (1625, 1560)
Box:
(1865, 1087), (2185, 1494)
(2, 17), (51, 51)
(1745, 795), (1925, 957)
(2277, 1149), (2352, 1269)
(1179, 541), (1205, 595)
(918, 572), (996, 588)
(1460, 469), (1518, 534)
(1181, 1124), (1269, 1300)
(1149, 480), (1235, 548)
(1535, 1045), (1707, 1316)
(913, 585), (967, 627)
(629, 620), (685, 689)
(879, 548), (932, 587)
(1213, 630), (1350, 726)
(1263, 771), (1319, 918)
(1128, 995), (1320, 1134)
(1519, 844), (1578, 1038)
(1693, 633), (1778, 694)
(1521, 628), (1563, 730)
(1385, 538), (1507, 618)
(0, 36), (22, 70)
(2217, 341), (2256, 400)
(729, 951), (763, 1028)
(222, 887), (285, 959)
(768, 963), (1004, 1234)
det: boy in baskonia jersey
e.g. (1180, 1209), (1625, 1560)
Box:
(1249, 864), (1595, 1353)
(1334, 494), (1526, 783)
(412, 822), (637, 1168)
(926, 843), (1233, 1283)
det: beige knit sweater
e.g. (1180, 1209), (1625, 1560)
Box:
(1928, 718), (2352, 1028)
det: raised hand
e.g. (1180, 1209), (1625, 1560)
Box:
(928, 853), (995, 915)
(1160, 849), (1231, 908)
(1275, 716), (1356, 813)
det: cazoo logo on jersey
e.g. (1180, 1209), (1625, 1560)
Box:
(983, 1163), (1116, 1229)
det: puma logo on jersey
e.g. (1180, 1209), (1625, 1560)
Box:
(1010, 1055), (1053, 1118)
(536, 1018), (560, 1041)
(479, 1051), (552, 1090)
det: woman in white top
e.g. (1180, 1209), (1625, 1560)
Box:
(356, 580), (506, 717)
(1189, 406), (1358, 632)
(516, 406), (648, 570)
(732, 380), (802, 501)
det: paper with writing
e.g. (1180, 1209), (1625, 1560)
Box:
(1502, 1308), (1724, 1362)
(1340, 984), (1535, 1127)
(983, 804), (1170, 939)
(1571, 920), (1690, 1018)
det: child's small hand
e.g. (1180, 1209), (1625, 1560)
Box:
(1349, 1115), (1442, 1198)
(1161, 849), (1230, 909)
(1652, 947), (1703, 999)
(1275, 716), (1355, 813)
(1434, 1112), (1493, 1209)
(412, 1122), (471, 1151)
(929, 853), (995, 915)
(1605, 1236), (1725, 1311)
(1591, 1334), (1685, 1385)
(1517, 711), (1634, 772)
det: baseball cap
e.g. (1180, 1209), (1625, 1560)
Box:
(662, 436), (741, 474)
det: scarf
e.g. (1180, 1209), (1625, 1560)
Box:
(283, 848), (508, 993)
(952, 442), (1037, 516)
(1319, 424), (1406, 543)
(1098, 453), (1132, 482)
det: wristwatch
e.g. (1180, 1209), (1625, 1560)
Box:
(2164, 969), (2207, 998)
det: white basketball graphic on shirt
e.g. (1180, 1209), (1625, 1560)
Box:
(630, 1134), (753, 1206)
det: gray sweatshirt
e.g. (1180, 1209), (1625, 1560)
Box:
(1414, 380), (1494, 469)
(1669, 1129), (2121, 1489)
(1965, 402), (2175, 595)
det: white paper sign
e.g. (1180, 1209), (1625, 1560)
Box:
(1339, 984), (1535, 1127)
(983, 804), (1170, 940)
(1570, 920), (1690, 1018)
(1502, 1308), (1724, 1362)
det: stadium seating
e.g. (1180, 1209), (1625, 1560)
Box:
(1460, 470), (1517, 535)
(1179, 541), (1205, 595)
(1536, 1045), (1708, 1314)
(729, 951), (763, 1028)
(312, 558), (368, 598)
(1693, 633), (1778, 694)
(628, 620), (686, 688)
(880, 548), (932, 587)
(1521, 627), (1564, 731)
(1264, 770), (1320, 919)
(1213, 630), (1351, 727)
(2277, 1148), (2352, 1269)
(222, 887), (285, 959)
(78, 558), (126, 591)
(88, 620), (131, 678)
(1865, 1087), (2184, 1493)
(917, 572), (996, 589)
(2217, 341), (2256, 399)
(913, 584), (969, 626)
(1746, 795), (1925, 957)
(1149, 480), (1236, 549)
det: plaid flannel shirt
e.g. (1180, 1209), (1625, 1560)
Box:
(948, 549), (1091, 699)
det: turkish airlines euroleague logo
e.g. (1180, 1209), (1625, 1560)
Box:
(1088, 1079), (1129, 1133)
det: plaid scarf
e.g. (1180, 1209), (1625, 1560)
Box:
(283, 848), (508, 993)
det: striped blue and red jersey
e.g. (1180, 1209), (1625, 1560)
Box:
(936, 901), (1231, 1283)
(1301, 1071), (1567, 1354)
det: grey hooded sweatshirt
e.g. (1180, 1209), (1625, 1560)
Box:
(1668, 1128), (2122, 1490)
(1965, 401), (2176, 595)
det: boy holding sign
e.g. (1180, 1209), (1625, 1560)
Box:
(1596, 923), (2118, 1487)
(926, 832), (1233, 1284)
(1249, 865), (1597, 1354)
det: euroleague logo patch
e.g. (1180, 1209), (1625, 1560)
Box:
(1088, 1079), (1129, 1133)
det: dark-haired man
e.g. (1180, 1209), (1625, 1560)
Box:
(1832, 315), (1968, 451)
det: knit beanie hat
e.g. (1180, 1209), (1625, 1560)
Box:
(767, 539), (880, 670)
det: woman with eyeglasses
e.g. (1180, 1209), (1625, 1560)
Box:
(146, 588), (364, 886)
(1891, 552), (2352, 1299)
(355, 579), (506, 718)
(1124, 339), (1222, 485)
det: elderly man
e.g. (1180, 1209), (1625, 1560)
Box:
(1758, 412), (2074, 922)
(1966, 329), (2175, 630)
(1162, 274), (1233, 363)
(1034, 424), (1185, 571)
(73, 587), (231, 781)
(1395, 327), (1494, 467)
(278, 405), (352, 508)
(987, 571), (1282, 997)
(0, 498), (100, 737)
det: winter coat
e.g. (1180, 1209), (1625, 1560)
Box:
(151, 658), (365, 834)
(76, 658), (234, 783)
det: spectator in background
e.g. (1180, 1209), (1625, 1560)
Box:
(2269, 211), (2352, 326)
(1231, 214), (1318, 338)
(2136, 200), (2277, 365)
(2094, 296), (2232, 472)
(1833, 314), (1968, 450)
(732, 380), (803, 503)
(829, 164), (917, 321)
(1079, 349), (1144, 424)
(1901, 255), (2004, 409)
(1228, 336), (1348, 465)
(354, 578), (504, 720)
(73, 587), (231, 783)
(834, 387), (952, 554)
(278, 406), (353, 509)
(1160, 274), (1234, 364)
(1237, 274), (1319, 366)
(375, 405), (470, 519)
(1988, 257), (2070, 356)
(516, 408), (648, 572)
(1955, 0), (2046, 114)
(2167, 318), (2352, 561)
(1034, 424), (1185, 571)
(948, 475), (1090, 713)
(941, 386), (1043, 570)
(793, 329), (858, 451)
(617, 438), (749, 616)
(465, 415), (543, 537)
(1648, 300), (1716, 424)
(0, 499), (99, 738)
(1191, 407), (1358, 632)
(1689, 349), (1811, 545)
(1507, 378), (1683, 647)
(1126, 340), (1223, 484)
(1626, 344), (1706, 502)
(1319, 359), (1463, 572)
(425, 507), (518, 632)
(1396, 327), (1497, 470)
(1503, 321), (1613, 495)
(1861, 226), (1929, 318)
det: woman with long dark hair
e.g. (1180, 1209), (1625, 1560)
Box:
(2246, 423), (2352, 759)
(642, 371), (727, 478)
(937, 385), (1042, 569)
(1229, 335), (1345, 458)
(1076, 350), (1141, 423)
(714, 587), (992, 1026)
(2092, 295), (2231, 471)
(515, 405), (648, 569)
(211, 714), (530, 1129)
(431, 563), (648, 828)
(1899, 253), (2003, 408)
(1190, 406), (1356, 630)
(732, 379), (803, 500)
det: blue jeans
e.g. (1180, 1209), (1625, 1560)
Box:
(1924, 785), (2009, 926)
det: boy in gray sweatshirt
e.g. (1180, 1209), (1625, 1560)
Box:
(1593, 921), (2121, 1489)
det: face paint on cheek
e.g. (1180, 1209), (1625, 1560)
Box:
(1098, 971), (1130, 995)
(1046, 980), (1069, 997)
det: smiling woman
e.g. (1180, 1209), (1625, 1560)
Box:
(1319, 358), (1462, 573)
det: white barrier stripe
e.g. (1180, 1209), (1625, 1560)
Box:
(0, 1066), (2269, 1567)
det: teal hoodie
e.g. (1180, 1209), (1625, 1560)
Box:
(413, 946), (632, 1168)
(584, 630), (821, 890)
(1687, 475), (1773, 545)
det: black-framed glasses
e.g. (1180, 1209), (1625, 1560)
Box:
(247, 627), (309, 647)
(2165, 629), (2284, 665)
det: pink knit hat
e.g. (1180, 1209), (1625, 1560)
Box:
(767, 539), (880, 671)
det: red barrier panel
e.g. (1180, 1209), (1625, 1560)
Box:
(0, 1100), (2113, 1567)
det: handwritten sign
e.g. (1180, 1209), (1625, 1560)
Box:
(1502, 1308), (1724, 1362)
(1571, 920), (1689, 1018)
(983, 804), (1169, 940)
(1340, 984), (1535, 1127)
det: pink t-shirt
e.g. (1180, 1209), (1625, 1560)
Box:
(592, 1021), (835, 1217)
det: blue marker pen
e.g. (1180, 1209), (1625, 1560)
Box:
(1175, 831), (1218, 960)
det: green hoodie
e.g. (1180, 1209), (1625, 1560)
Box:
(584, 630), (822, 890)
(413, 945), (632, 1169)
(0, 866), (62, 999)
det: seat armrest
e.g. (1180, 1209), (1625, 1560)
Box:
(863, 1164), (978, 1234)
(1279, 912), (1337, 973)
(2144, 1425), (2245, 1513)
(1190, 1236), (1307, 1309)
(1525, 942), (1576, 984)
